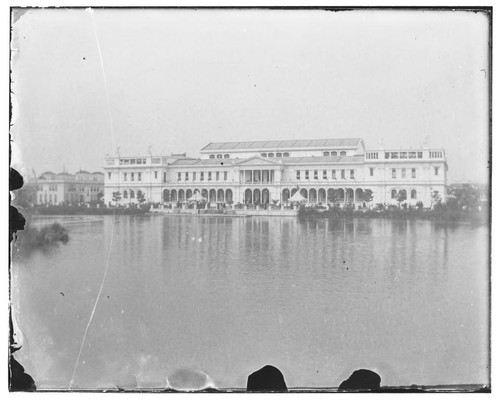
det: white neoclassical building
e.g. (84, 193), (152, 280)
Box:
(103, 138), (447, 208)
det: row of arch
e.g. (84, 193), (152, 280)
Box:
(163, 188), (233, 203)
(281, 188), (358, 204)
(390, 189), (417, 200)
(159, 187), (420, 204)
(122, 189), (144, 199)
(241, 188), (366, 204)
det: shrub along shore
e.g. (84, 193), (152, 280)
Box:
(298, 203), (488, 224)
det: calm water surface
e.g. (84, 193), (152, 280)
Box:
(11, 215), (489, 389)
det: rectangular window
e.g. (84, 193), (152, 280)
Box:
(392, 169), (396, 179)
(370, 168), (374, 176)
(417, 152), (423, 159)
(402, 168), (406, 178)
(108, 172), (111, 179)
(296, 170), (300, 180)
(305, 170), (309, 180)
(216, 171), (220, 181)
(332, 170), (336, 180)
(138, 172), (142, 181)
(350, 169), (355, 179)
(124, 172), (127, 181)
(385, 152), (390, 159)
(185, 172), (189, 181)
(412, 168), (416, 179)
(434, 167), (439, 176)
(200, 172), (204, 181)
(323, 170), (327, 179)
(409, 152), (416, 159)
(224, 171), (228, 181)
(154, 171), (158, 179)
(208, 172), (212, 181)
(341, 169), (345, 179)
(314, 170), (318, 180)
(131, 172), (135, 181)
(163, 172), (166, 183)
(193, 172), (196, 181)
(177, 172), (181, 181)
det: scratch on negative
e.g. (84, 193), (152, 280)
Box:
(69, 8), (117, 389)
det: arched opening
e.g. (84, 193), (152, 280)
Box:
(201, 189), (208, 200)
(162, 189), (170, 202)
(355, 188), (364, 203)
(209, 189), (216, 203)
(318, 188), (326, 203)
(346, 188), (354, 203)
(282, 188), (290, 202)
(291, 188), (299, 196)
(309, 188), (317, 203)
(123, 190), (128, 199)
(340, 151), (346, 156)
(327, 188), (335, 203)
(253, 189), (261, 204)
(401, 189), (407, 201)
(186, 189), (193, 200)
(245, 189), (252, 204)
(391, 189), (398, 199)
(217, 189), (224, 202)
(331, 151), (338, 156)
(225, 189), (233, 203)
(178, 189), (185, 202)
(170, 189), (177, 202)
(130, 190), (135, 199)
(262, 188), (270, 204)
(411, 189), (417, 200)
(336, 188), (345, 203)
(300, 188), (308, 201)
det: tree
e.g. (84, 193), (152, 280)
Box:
(431, 190), (442, 207)
(448, 184), (480, 211)
(112, 191), (121, 204)
(361, 189), (374, 204)
(397, 189), (407, 205)
(330, 189), (344, 204)
(137, 190), (146, 205)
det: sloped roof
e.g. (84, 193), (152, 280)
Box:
(280, 155), (365, 164)
(201, 138), (362, 152)
(170, 155), (364, 167)
(170, 158), (237, 166)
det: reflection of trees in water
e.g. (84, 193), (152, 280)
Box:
(298, 217), (373, 237)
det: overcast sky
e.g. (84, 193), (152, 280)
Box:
(10, 8), (490, 183)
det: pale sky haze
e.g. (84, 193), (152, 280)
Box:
(10, 8), (490, 183)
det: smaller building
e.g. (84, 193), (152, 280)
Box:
(35, 170), (104, 205)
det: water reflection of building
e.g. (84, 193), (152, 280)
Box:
(104, 139), (447, 208)
(35, 170), (104, 205)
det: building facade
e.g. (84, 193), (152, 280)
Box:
(103, 138), (447, 208)
(36, 170), (104, 205)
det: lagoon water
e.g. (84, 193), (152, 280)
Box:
(11, 215), (489, 390)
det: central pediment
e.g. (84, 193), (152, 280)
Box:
(233, 155), (282, 167)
